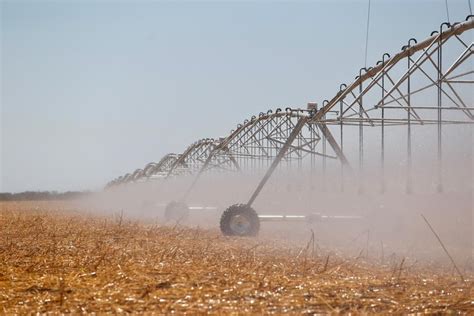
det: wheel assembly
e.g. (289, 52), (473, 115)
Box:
(164, 201), (190, 222)
(220, 204), (260, 237)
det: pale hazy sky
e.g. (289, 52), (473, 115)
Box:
(1, 0), (472, 192)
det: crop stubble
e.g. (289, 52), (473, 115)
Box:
(0, 201), (472, 313)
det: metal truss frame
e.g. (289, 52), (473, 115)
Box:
(107, 16), (473, 202)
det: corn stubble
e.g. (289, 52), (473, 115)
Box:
(0, 202), (472, 313)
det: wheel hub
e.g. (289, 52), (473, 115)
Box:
(229, 214), (252, 235)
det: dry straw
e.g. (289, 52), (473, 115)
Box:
(0, 201), (472, 313)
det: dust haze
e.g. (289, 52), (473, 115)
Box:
(76, 124), (473, 272)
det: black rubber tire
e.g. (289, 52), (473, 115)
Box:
(220, 204), (260, 237)
(164, 201), (189, 222)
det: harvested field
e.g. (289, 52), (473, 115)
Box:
(0, 201), (473, 314)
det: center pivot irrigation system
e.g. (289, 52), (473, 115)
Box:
(107, 16), (474, 236)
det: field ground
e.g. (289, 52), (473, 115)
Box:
(0, 201), (473, 313)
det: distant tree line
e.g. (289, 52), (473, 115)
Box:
(0, 191), (91, 201)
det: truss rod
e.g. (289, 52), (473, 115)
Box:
(315, 18), (474, 121)
(247, 117), (308, 207)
